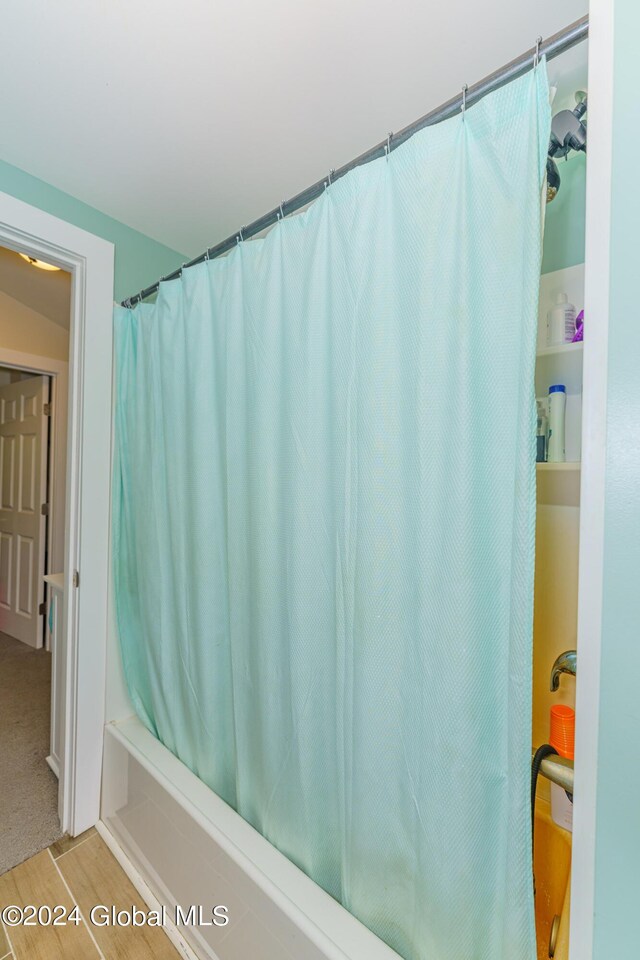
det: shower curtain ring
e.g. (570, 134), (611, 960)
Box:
(279, 200), (285, 219)
(385, 132), (393, 161)
(327, 168), (335, 186)
(237, 227), (244, 244)
(204, 248), (210, 262)
(461, 84), (468, 118)
(534, 36), (543, 68)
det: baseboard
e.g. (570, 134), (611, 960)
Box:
(45, 754), (59, 778)
(95, 821), (204, 960)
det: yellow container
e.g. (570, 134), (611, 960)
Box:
(534, 798), (571, 960)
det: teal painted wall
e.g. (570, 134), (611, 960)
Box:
(593, 4), (640, 957)
(542, 155), (586, 274)
(0, 159), (185, 301)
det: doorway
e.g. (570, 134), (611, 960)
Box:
(0, 247), (71, 870)
(0, 371), (49, 648)
(0, 190), (114, 855)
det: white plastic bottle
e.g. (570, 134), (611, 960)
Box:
(551, 782), (574, 833)
(547, 384), (566, 462)
(536, 400), (548, 462)
(547, 293), (576, 346)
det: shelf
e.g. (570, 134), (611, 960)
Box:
(536, 342), (583, 360)
(536, 462), (581, 472)
(536, 461), (581, 506)
(535, 341), (584, 397)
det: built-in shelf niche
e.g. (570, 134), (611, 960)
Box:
(535, 263), (584, 505)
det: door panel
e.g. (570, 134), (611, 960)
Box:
(0, 532), (11, 606)
(0, 376), (49, 647)
(0, 435), (15, 508)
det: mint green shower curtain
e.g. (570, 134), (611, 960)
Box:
(114, 65), (550, 960)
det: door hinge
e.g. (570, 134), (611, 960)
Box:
(41, 503), (49, 516)
(39, 601), (46, 616)
(72, 570), (80, 588)
(43, 403), (52, 416)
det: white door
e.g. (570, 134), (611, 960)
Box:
(0, 375), (49, 648)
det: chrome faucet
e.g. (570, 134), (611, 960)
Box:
(550, 650), (577, 692)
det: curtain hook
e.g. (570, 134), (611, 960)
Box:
(279, 200), (285, 219)
(327, 168), (335, 186)
(204, 248), (210, 262)
(237, 227), (244, 245)
(123, 297), (132, 309)
(385, 131), (393, 161)
(461, 84), (468, 119)
(534, 36), (543, 68)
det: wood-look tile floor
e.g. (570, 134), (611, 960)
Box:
(0, 828), (182, 959)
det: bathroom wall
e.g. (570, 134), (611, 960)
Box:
(592, 0), (640, 955)
(0, 288), (69, 361)
(542, 154), (586, 274)
(0, 159), (185, 302)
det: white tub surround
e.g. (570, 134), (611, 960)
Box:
(101, 717), (402, 960)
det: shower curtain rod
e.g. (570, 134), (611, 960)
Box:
(121, 14), (588, 308)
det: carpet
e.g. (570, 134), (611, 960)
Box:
(0, 631), (62, 874)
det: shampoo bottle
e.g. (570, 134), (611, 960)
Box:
(547, 385), (566, 462)
(547, 293), (577, 346)
(536, 401), (548, 463)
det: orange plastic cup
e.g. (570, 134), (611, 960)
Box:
(550, 704), (575, 760)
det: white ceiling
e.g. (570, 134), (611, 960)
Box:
(0, 247), (71, 328)
(1, 1), (588, 258)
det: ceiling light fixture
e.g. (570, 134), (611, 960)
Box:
(19, 253), (61, 272)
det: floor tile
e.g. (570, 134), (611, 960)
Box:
(49, 828), (97, 860)
(0, 849), (98, 959)
(0, 921), (11, 957)
(57, 834), (180, 959)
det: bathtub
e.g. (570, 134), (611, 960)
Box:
(101, 718), (567, 960)
(533, 799), (572, 960)
(101, 716), (402, 960)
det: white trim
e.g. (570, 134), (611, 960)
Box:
(95, 821), (202, 960)
(569, 4), (613, 959)
(46, 755), (60, 777)
(0, 191), (114, 836)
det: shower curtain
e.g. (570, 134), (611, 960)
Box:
(113, 65), (550, 960)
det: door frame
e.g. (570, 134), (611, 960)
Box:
(0, 191), (114, 836)
(570, 3), (613, 958)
